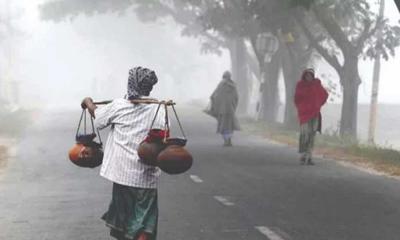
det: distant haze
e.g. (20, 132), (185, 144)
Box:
(1, 0), (400, 110)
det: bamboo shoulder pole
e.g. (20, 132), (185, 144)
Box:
(93, 99), (176, 106)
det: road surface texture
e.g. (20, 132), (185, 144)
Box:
(1, 108), (400, 240)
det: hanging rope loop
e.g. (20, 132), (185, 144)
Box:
(92, 99), (185, 143)
(75, 109), (102, 146)
(131, 99), (187, 141)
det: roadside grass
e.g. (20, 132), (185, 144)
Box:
(241, 118), (400, 176)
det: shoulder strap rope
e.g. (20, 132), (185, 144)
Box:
(76, 109), (101, 144)
(171, 105), (187, 139)
(75, 109), (85, 139)
(91, 100), (185, 143)
(83, 110), (87, 135)
(149, 103), (163, 131)
(164, 103), (170, 142)
(90, 115), (103, 146)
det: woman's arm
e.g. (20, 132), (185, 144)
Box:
(81, 97), (118, 130)
(81, 97), (97, 118)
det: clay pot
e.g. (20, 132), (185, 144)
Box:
(138, 141), (166, 166)
(157, 138), (193, 174)
(138, 129), (169, 166)
(69, 143), (103, 168)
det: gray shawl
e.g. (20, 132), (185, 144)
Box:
(207, 78), (239, 117)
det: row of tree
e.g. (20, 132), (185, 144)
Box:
(0, 1), (22, 108)
(40, 0), (400, 138)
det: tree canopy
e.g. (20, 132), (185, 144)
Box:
(39, 0), (400, 137)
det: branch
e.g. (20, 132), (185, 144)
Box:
(249, 35), (264, 65)
(296, 13), (343, 72)
(159, 2), (226, 45)
(311, 5), (352, 52)
(40, 0), (133, 21)
(356, 18), (380, 53)
(203, 31), (227, 46)
(195, 29), (227, 51)
(245, 45), (261, 78)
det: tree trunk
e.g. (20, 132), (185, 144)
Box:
(229, 37), (249, 115)
(280, 33), (313, 129)
(281, 44), (300, 129)
(339, 57), (360, 138)
(281, 67), (298, 129)
(259, 53), (281, 122)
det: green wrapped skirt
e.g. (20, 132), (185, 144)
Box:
(102, 183), (158, 240)
(299, 116), (320, 155)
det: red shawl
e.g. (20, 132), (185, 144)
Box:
(294, 73), (329, 125)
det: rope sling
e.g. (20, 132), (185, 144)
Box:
(75, 109), (103, 146)
(69, 109), (103, 168)
(69, 99), (192, 174)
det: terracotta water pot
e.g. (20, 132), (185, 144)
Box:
(157, 138), (193, 174)
(138, 141), (166, 166)
(138, 129), (169, 166)
(69, 142), (103, 168)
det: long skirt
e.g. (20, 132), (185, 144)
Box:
(102, 183), (158, 240)
(216, 113), (240, 134)
(299, 117), (320, 157)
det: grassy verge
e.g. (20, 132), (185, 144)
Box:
(242, 118), (400, 177)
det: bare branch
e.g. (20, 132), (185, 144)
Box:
(249, 35), (263, 64)
(356, 18), (381, 53)
(202, 30), (227, 47)
(311, 5), (352, 52)
(295, 13), (343, 72)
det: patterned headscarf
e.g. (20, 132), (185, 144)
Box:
(127, 67), (158, 99)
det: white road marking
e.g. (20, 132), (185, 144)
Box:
(255, 226), (286, 240)
(213, 196), (235, 206)
(190, 175), (203, 183)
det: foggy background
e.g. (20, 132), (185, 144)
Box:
(1, 0), (230, 109)
(1, 0), (400, 147)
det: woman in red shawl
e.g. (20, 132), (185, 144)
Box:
(294, 68), (329, 165)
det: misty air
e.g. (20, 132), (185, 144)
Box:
(1, 1), (400, 240)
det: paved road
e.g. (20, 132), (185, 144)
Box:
(1, 108), (400, 240)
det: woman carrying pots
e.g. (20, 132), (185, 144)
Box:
(81, 67), (165, 240)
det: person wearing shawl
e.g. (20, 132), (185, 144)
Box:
(294, 68), (329, 165)
(81, 67), (164, 240)
(206, 71), (240, 146)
